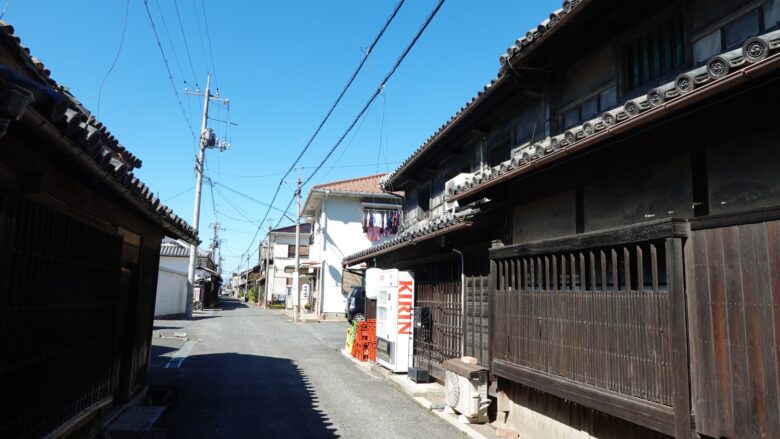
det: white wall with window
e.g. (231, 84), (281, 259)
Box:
(302, 175), (402, 318)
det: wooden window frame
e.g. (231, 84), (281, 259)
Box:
(487, 136), (512, 168)
(615, 5), (687, 97)
(559, 82), (617, 129)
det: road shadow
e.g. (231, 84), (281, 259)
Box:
(149, 344), (182, 369)
(152, 325), (183, 330)
(215, 298), (250, 311)
(152, 352), (339, 438)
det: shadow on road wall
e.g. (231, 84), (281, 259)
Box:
(153, 352), (339, 438)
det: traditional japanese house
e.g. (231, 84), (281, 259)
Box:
(0, 21), (198, 437)
(345, 0), (780, 437)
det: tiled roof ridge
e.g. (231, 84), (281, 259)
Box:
(311, 172), (387, 191)
(161, 240), (210, 257)
(445, 29), (780, 201)
(271, 223), (313, 234)
(0, 20), (197, 242)
(381, 0), (589, 189)
(497, 0), (588, 68)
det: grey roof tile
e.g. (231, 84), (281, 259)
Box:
(0, 20), (196, 242)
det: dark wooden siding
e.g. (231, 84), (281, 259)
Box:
(490, 220), (691, 437)
(464, 275), (489, 366)
(412, 261), (461, 381)
(686, 218), (780, 438)
(0, 196), (122, 438)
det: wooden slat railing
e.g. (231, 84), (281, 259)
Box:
(490, 219), (691, 438)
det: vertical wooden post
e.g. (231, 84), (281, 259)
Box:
(666, 237), (692, 439)
(489, 240), (504, 372)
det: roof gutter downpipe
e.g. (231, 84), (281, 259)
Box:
(452, 248), (465, 357)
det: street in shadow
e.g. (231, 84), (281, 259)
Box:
(151, 352), (339, 438)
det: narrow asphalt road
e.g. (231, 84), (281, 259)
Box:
(149, 298), (464, 439)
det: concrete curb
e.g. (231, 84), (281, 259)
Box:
(338, 349), (490, 439)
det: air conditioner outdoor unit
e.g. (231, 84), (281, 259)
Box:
(443, 358), (490, 423)
(445, 173), (473, 196)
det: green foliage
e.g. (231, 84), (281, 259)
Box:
(244, 286), (265, 304)
(247, 287), (258, 303)
(268, 303), (285, 309)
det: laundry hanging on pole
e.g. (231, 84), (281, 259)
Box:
(362, 208), (399, 241)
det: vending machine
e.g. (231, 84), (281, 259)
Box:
(365, 268), (415, 373)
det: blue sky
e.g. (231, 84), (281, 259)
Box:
(6, 0), (560, 274)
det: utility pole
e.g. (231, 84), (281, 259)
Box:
(185, 73), (230, 318)
(209, 222), (220, 268)
(293, 176), (302, 323)
(263, 222), (272, 308)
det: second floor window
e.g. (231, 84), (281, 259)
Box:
(288, 245), (309, 258)
(693, 1), (778, 65)
(488, 138), (511, 167)
(418, 184), (431, 218)
(622, 15), (684, 92)
(561, 86), (617, 129)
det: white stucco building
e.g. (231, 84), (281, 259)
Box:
(155, 237), (215, 317)
(264, 223), (313, 306)
(302, 174), (402, 318)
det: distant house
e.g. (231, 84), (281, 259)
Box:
(265, 223), (312, 306)
(155, 238), (217, 316)
(0, 21), (197, 437)
(301, 174), (402, 318)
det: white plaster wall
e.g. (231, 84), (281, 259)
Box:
(319, 196), (396, 314)
(268, 232), (311, 303)
(159, 255), (187, 272)
(154, 266), (187, 316)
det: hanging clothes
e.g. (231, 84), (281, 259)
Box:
(362, 208), (400, 240)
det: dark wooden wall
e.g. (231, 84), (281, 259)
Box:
(0, 196), (122, 438)
(412, 260), (461, 381)
(464, 275), (490, 366)
(686, 215), (780, 438)
(490, 220), (691, 437)
(0, 131), (168, 436)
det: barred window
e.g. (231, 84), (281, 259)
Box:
(488, 138), (511, 167)
(622, 15), (684, 92)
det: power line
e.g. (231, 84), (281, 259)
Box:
(143, 0), (197, 141)
(191, 0), (211, 77)
(163, 185), (194, 202)
(206, 176), (218, 219)
(219, 161), (402, 179)
(96, 0), (130, 119)
(317, 98), (379, 183)
(172, 0), (199, 86)
(154, 0), (188, 86)
(303, 0), (446, 187)
(243, 195), (294, 263)
(198, 0), (220, 91)
(215, 181), (294, 216)
(241, 0), (444, 263)
(214, 183), (263, 226)
(255, 0), (407, 247)
(0, 0), (10, 20)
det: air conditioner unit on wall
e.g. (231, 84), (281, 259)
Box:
(443, 359), (490, 423)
